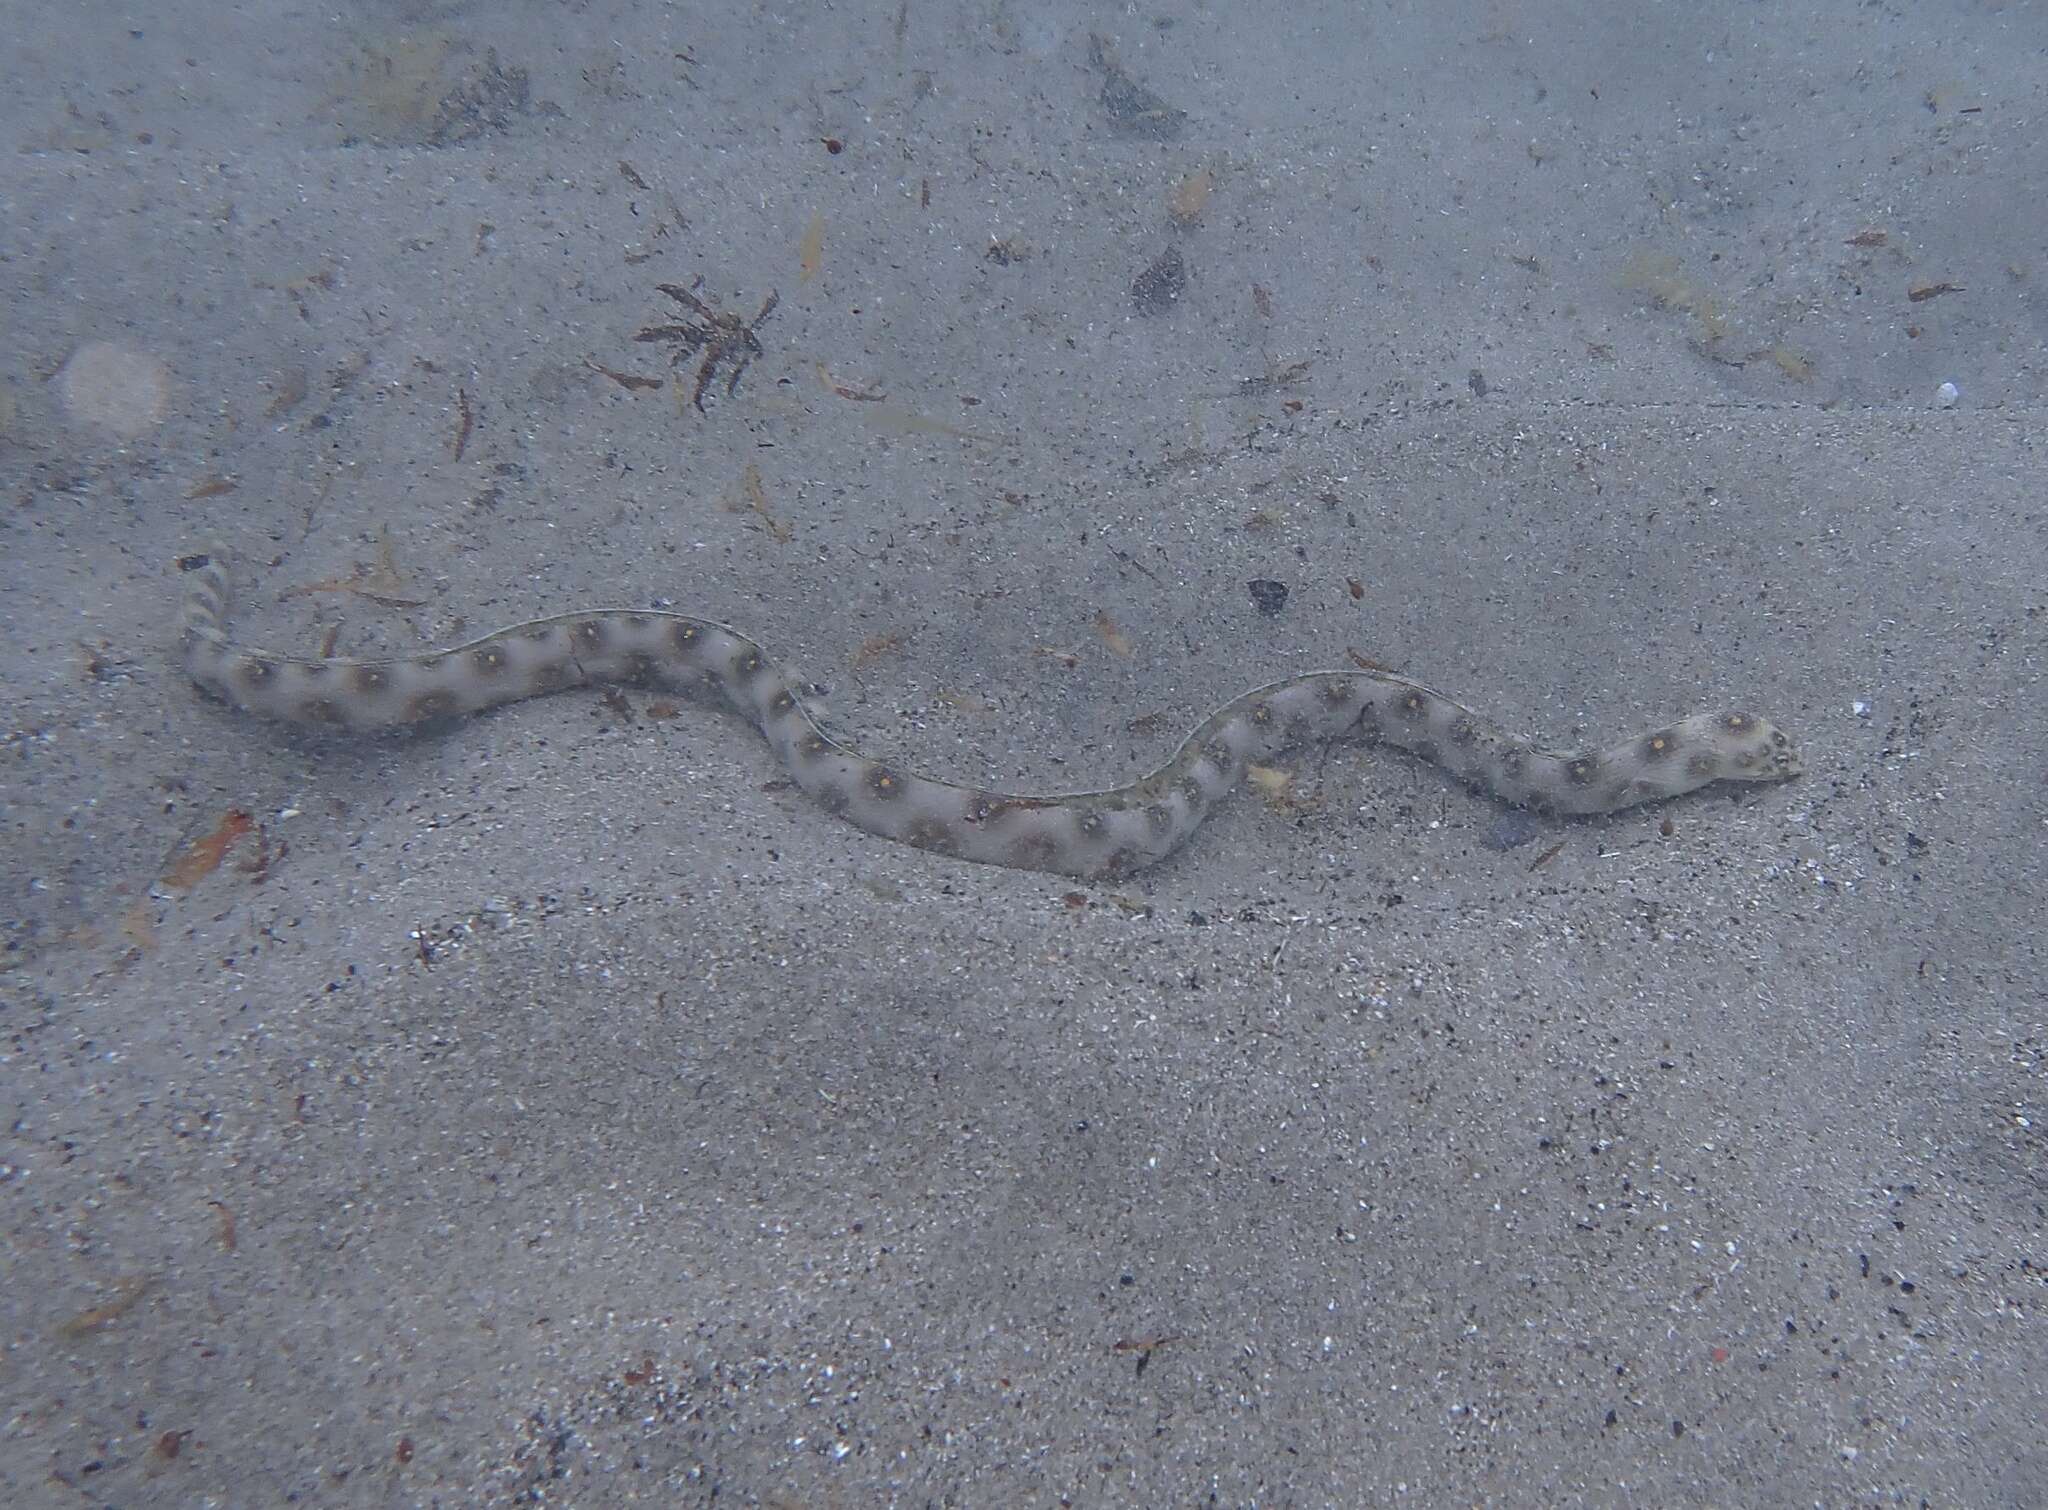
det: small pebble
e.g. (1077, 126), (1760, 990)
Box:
(1935, 380), (1960, 408)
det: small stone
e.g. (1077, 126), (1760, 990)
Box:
(1934, 380), (1960, 408)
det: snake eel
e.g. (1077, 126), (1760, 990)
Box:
(178, 549), (1802, 880)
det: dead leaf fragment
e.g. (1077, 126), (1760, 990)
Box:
(279, 530), (425, 609)
(264, 367), (311, 417)
(1246, 763), (1305, 812)
(1167, 167), (1212, 225)
(798, 211), (825, 283)
(1092, 611), (1134, 658)
(738, 462), (793, 543)
(860, 404), (995, 444)
(585, 359), (664, 392)
(1765, 344), (1814, 381)
(851, 631), (908, 670)
(161, 811), (255, 893)
(1112, 1334), (1181, 1354)
(59, 1275), (153, 1338)
(118, 901), (156, 953)
(451, 386), (474, 460)
(815, 361), (885, 402)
